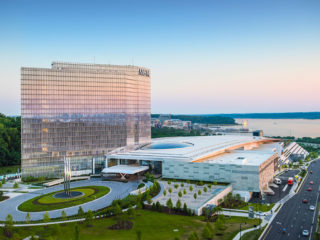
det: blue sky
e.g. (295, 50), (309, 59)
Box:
(1, 0), (319, 115)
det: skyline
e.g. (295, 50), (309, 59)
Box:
(1, 0), (320, 115)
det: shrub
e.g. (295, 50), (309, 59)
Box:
(176, 199), (182, 210)
(163, 189), (167, 196)
(183, 189), (187, 194)
(13, 182), (19, 189)
(61, 210), (67, 221)
(174, 184), (179, 189)
(207, 184), (212, 189)
(178, 191), (182, 198)
(4, 214), (13, 238)
(198, 190), (202, 195)
(43, 211), (50, 223)
(203, 187), (207, 192)
(189, 185), (193, 192)
(183, 203), (188, 213)
(25, 212), (31, 224)
(181, 183), (184, 187)
(168, 181), (171, 185)
(78, 206), (84, 218)
(85, 210), (94, 226)
(193, 193), (197, 200)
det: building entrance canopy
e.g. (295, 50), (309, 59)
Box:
(101, 165), (149, 179)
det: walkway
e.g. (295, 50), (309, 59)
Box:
(0, 179), (138, 221)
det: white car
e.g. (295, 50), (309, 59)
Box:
(309, 205), (315, 211)
(302, 230), (309, 236)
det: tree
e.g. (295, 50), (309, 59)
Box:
(176, 199), (182, 210)
(25, 212), (31, 224)
(127, 206), (135, 217)
(146, 193), (152, 204)
(43, 211), (50, 223)
(74, 224), (79, 240)
(178, 191), (182, 198)
(189, 185), (193, 192)
(61, 210), (67, 221)
(168, 181), (171, 185)
(85, 210), (94, 226)
(163, 189), (167, 197)
(4, 214), (13, 238)
(179, 203), (187, 214)
(202, 223), (213, 240)
(112, 203), (122, 216)
(198, 190), (202, 195)
(213, 181), (217, 186)
(78, 206), (84, 218)
(136, 230), (142, 240)
(188, 231), (199, 240)
(193, 193), (197, 201)
(174, 184), (179, 189)
(183, 189), (187, 195)
(0, 190), (3, 200)
(13, 182), (19, 188)
(207, 184), (212, 189)
(0, 181), (2, 188)
(180, 183), (184, 187)
(203, 187), (207, 193)
(166, 198), (173, 213)
(168, 187), (172, 196)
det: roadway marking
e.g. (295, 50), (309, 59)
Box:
(309, 226), (313, 240)
(261, 225), (272, 240)
(282, 184), (288, 192)
(312, 192), (319, 224)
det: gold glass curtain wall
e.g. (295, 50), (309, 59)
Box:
(21, 62), (151, 177)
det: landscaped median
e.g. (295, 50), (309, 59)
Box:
(18, 186), (110, 212)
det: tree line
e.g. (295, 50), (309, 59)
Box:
(151, 114), (236, 125)
(0, 114), (20, 167)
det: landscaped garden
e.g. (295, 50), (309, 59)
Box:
(18, 186), (110, 212)
(0, 210), (261, 240)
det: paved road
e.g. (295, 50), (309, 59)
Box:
(0, 179), (138, 221)
(261, 159), (320, 240)
(250, 170), (299, 204)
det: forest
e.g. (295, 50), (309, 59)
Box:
(0, 114), (21, 167)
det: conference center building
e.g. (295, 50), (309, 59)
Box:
(103, 135), (280, 195)
(21, 62), (151, 177)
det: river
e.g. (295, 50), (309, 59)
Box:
(235, 119), (320, 138)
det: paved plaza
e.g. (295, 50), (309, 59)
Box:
(152, 181), (229, 212)
(0, 179), (138, 221)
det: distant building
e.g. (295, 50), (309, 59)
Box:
(21, 62), (151, 177)
(159, 114), (171, 124)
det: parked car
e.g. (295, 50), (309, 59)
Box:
(274, 178), (282, 185)
(310, 170), (313, 174)
(310, 181), (314, 185)
(302, 199), (308, 203)
(307, 187), (312, 191)
(255, 211), (266, 216)
(309, 205), (315, 211)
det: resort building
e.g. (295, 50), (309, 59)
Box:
(21, 62), (151, 177)
(103, 135), (280, 196)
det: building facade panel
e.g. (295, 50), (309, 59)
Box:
(162, 160), (260, 192)
(21, 62), (151, 177)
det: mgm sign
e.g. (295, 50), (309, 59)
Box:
(138, 69), (150, 77)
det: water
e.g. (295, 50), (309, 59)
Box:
(235, 119), (320, 138)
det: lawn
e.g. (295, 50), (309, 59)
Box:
(17, 186), (110, 212)
(1, 211), (261, 240)
(241, 226), (266, 240)
(239, 203), (275, 212)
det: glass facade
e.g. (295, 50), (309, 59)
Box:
(21, 62), (151, 177)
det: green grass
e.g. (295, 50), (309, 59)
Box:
(239, 203), (274, 212)
(17, 186), (110, 212)
(0, 210), (261, 240)
(241, 226), (266, 240)
(37, 188), (95, 204)
(0, 165), (20, 175)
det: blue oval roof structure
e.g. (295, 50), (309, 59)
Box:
(143, 142), (193, 150)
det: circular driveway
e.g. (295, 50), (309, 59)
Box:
(0, 179), (138, 221)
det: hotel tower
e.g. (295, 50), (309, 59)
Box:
(21, 62), (151, 177)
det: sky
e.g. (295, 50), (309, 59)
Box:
(0, 0), (319, 115)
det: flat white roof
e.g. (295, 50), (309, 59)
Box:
(107, 135), (278, 166)
(101, 165), (149, 175)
